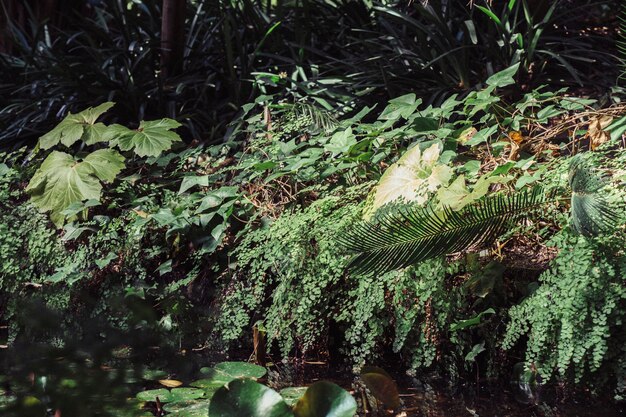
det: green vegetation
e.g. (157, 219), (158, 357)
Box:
(0, 0), (625, 415)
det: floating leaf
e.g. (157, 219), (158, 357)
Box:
(39, 102), (115, 149)
(209, 379), (293, 417)
(113, 119), (182, 157)
(280, 387), (308, 407)
(163, 400), (211, 416)
(159, 379), (184, 388)
(360, 367), (400, 409)
(293, 381), (357, 417)
(136, 388), (174, 403)
(136, 388), (204, 403)
(213, 361), (267, 380)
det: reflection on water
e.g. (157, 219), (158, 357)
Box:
(1, 304), (624, 417)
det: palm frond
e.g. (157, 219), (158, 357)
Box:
(569, 156), (618, 236)
(340, 187), (550, 276)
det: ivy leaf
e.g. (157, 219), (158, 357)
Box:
(39, 102), (115, 149)
(379, 94), (421, 121)
(486, 63), (520, 88)
(26, 150), (125, 227)
(113, 119), (182, 157)
(324, 127), (356, 155)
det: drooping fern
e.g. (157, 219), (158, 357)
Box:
(569, 155), (618, 236)
(340, 187), (551, 276)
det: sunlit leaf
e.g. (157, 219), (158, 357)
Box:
(209, 379), (293, 417)
(113, 119), (182, 157)
(293, 381), (357, 417)
(39, 102), (115, 149)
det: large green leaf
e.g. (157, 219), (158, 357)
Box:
(293, 381), (357, 417)
(209, 379), (294, 417)
(360, 367), (399, 409)
(365, 143), (452, 219)
(39, 102), (115, 149)
(26, 150), (125, 227)
(113, 119), (182, 157)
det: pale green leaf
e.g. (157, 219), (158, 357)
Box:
(114, 119), (182, 157)
(26, 149), (123, 227)
(82, 149), (126, 183)
(39, 102), (115, 149)
(486, 63), (520, 88)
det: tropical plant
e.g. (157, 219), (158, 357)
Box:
(340, 155), (617, 276)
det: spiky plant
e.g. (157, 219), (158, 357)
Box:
(340, 158), (617, 276)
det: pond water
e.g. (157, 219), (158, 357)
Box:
(1, 340), (624, 417)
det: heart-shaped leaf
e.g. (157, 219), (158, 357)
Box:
(163, 400), (211, 416)
(360, 367), (400, 409)
(209, 379), (294, 417)
(293, 381), (357, 417)
(280, 387), (308, 406)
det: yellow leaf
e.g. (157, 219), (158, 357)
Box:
(588, 116), (613, 150)
(159, 379), (183, 388)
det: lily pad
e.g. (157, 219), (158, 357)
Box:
(214, 361), (267, 380)
(293, 381), (357, 417)
(141, 369), (168, 381)
(163, 400), (211, 416)
(209, 379), (294, 417)
(136, 387), (204, 403)
(280, 387), (308, 406)
(360, 367), (400, 409)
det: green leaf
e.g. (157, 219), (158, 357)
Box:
(324, 127), (356, 155)
(39, 102), (115, 149)
(163, 400), (211, 416)
(486, 63), (520, 88)
(82, 149), (126, 183)
(360, 367), (400, 409)
(136, 388), (204, 403)
(465, 342), (486, 362)
(293, 381), (357, 417)
(179, 175), (210, 194)
(437, 175), (470, 211)
(209, 379), (293, 417)
(366, 143), (452, 218)
(213, 362), (267, 380)
(113, 119), (182, 157)
(280, 387), (308, 407)
(379, 94), (421, 121)
(26, 152), (102, 227)
(451, 308), (496, 332)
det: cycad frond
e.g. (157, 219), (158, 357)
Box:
(340, 187), (550, 276)
(569, 156), (618, 236)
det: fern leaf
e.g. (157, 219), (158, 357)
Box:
(569, 156), (618, 236)
(340, 187), (550, 276)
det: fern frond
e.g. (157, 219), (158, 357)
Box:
(569, 156), (618, 236)
(340, 187), (550, 276)
(292, 103), (338, 131)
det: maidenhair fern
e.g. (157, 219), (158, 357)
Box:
(503, 229), (626, 385)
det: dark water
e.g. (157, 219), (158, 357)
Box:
(1, 312), (624, 417)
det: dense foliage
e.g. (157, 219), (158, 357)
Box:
(1, 1), (625, 415)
